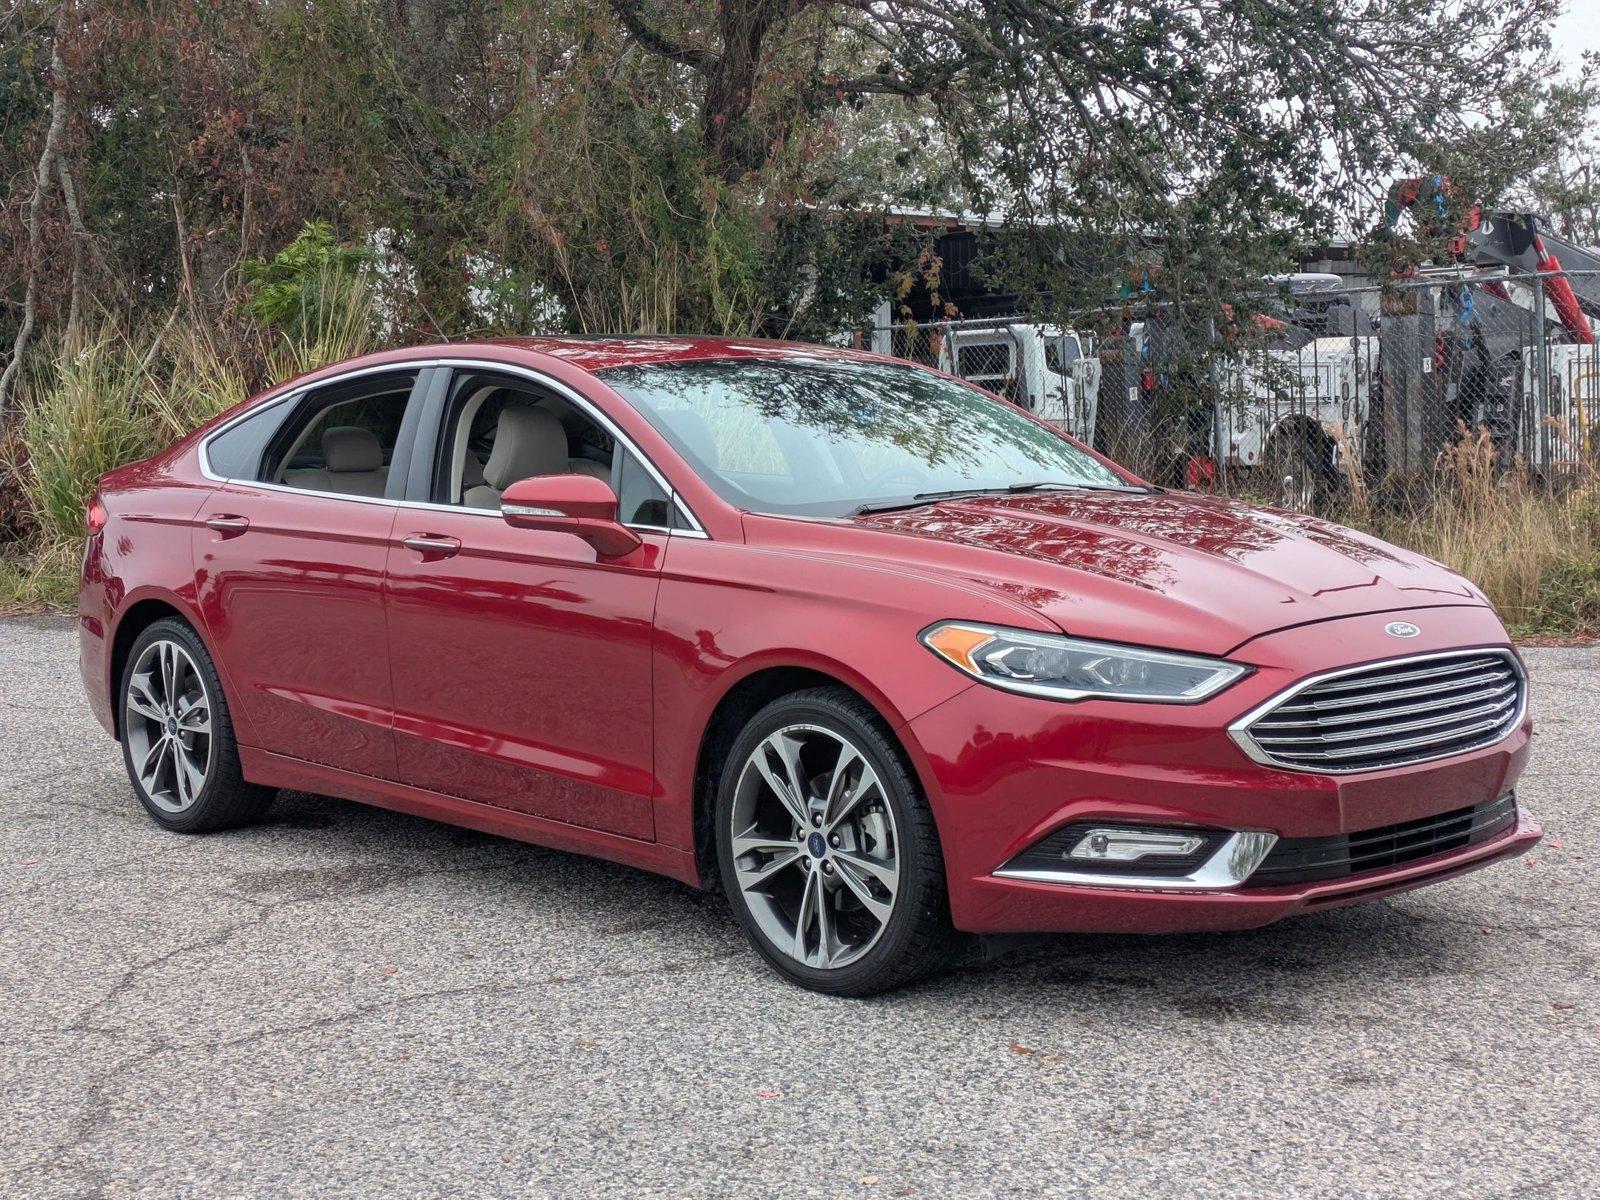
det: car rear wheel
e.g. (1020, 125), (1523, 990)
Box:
(715, 687), (954, 995)
(119, 618), (275, 833)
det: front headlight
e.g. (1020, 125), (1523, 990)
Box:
(920, 622), (1249, 703)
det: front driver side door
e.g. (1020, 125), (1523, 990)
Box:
(382, 367), (675, 840)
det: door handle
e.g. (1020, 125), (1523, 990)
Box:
(204, 515), (249, 535)
(402, 534), (461, 558)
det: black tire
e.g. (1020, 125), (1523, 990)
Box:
(715, 686), (955, 996)
(118, 617), (275, 833)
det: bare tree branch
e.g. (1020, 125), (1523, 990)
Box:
(609, 0), (714, 70)
(0, 3), (75, 417)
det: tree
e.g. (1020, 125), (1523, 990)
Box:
(1514, 55), (1600, 246)
(0, 2), (86, 413)
(2, 0), (1594, 384)
(604, 0), (1585, 311)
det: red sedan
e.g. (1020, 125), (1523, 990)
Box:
(78, 337), (1539, 994)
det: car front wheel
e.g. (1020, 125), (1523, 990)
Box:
(715, 687), (954, 995)
(118, 617), (275, 833)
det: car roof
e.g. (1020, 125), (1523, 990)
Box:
(228, 335), (902, 433)
(445, 335), (883, 374)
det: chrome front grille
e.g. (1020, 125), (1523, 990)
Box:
(1232, 650), (1525, 773)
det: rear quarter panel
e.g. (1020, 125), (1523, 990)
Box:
(78, 446), (222, 738)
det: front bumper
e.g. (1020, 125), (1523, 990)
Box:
(956, 811), (1540, 934)
(905, 605), (1538, 935)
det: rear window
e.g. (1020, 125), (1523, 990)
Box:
(205, 403), (289, 480)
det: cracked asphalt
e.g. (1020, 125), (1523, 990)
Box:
(2, 614), (1597, 1199)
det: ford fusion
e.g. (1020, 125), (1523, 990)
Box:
(78, 338), (1539, 994)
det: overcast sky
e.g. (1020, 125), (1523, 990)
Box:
(1554, 3), (1599, 80)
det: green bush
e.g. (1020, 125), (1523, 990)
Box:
(243, 221), (375, 338)
(20, 330), (161, 543)
(1524, 553), (1600, 636)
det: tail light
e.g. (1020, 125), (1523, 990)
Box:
(86, 493), (108, 533)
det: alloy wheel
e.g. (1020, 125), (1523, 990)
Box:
(729, 723), (901, 970)
(124, 639), (213, 814)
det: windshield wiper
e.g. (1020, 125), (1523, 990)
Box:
(851, 485), (1021, 516)
(851, 480), (1153, 516)
(998, 481), (1156, 495)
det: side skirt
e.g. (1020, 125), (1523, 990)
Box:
(238, 745), (702, 887)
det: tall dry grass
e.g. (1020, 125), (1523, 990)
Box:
(16, 329), (164, 542)
(1353, 429), (1600, 633)
(0, 540), (78, 614)
(263, 269), (377, 383)
(9, 272), (376, 556)
(145, 319), (251, 441)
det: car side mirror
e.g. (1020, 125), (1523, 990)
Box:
(500, 474), (643, 558)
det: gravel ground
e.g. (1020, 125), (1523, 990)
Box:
(1, 614), (1596, 1199)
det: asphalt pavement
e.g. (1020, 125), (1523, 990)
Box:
(2, 614), (1597, 1199)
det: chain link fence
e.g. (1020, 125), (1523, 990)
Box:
(869, 269), (1600, 514)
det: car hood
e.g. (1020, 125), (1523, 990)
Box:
(756, 490), (1487, 657)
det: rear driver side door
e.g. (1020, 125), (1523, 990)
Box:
(195, 367), (430, 780)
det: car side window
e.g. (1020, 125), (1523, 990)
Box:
(262, 372), (419, 499)
(956, 340), (1013, 383)
(204, 403), (291, 480)
(429, 368), (685, 530)
(432, 371), (614, 506)
(1043, 335), (1083, 376)
(615, 449), (675, 529)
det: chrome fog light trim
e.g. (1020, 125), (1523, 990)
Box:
(995, 829), (1279, 892)
(1222, 830), (1279, 882)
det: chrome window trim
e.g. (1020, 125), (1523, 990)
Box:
(1227, 647), (1527, 775)
(433, 357), (704, 535)
(197, 356), (707, 536)
(198, 360), (438, 490)
(994, 830), (1279, 892)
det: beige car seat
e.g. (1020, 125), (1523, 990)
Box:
(283, 426), (389, 497)
(463, 406), (609, 509)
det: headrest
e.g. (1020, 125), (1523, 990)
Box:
(484, 405), (569, 490)
(322, 426), (383, 473)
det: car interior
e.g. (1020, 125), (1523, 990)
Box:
(252, 369), (680, 528)
(440, 381), (612, 509)
(280, 425), (391, 497)
(439, 375), (679, 528)
(272, 385), (411, 498)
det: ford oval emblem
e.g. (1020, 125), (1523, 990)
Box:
(1385, 621), (1421, 638)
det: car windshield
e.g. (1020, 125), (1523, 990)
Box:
(601, 356), (1127, 517)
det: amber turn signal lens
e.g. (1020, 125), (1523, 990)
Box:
(920, 621), (1249, 703)
(922, 623), (994, 673)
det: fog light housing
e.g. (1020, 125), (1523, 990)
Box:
(1069, 828), (1208, 863)
(994, 822), (1279, 890)
(1001, 822), (1227, 879)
